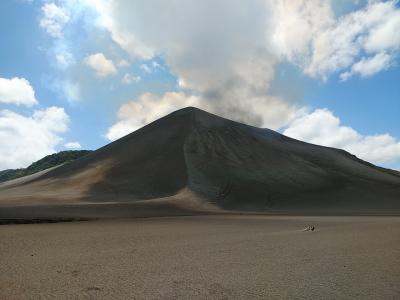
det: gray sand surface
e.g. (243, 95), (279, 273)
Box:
(1, 215), (400, 299)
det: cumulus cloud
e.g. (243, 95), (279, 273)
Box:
(64, 141), (81, 150)
(293, 0), (400, 79)
(39, 2), (70, 38)
(84, 52), (117, 77)
(284, 109), (400, 165)
(0, 77), (38, 107)
(0, 107), (70, 170)
(269, 0), (333, 63)
(363, 3), (400, 53)
(340, 52), (392, 80)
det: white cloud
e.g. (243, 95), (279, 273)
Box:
(270, 1), (333, 63)
(64, 141), (82, 150)
(266, 1), (400, 79)
(121, 73), (141, 85)
(0, 107), (70, 170)
(86, 0), (154, 59)
(84, 52), (117, 77)
(39, 2), (70, 38)
(0, 77), (38, 107)
(293, 0), (400, 79)
(364, 3), (400, 53)
(106, 91), (302, 141)
(340, 52), (392, 80)
(284, 108), (400, 165)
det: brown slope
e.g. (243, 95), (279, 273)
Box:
(0, 107), (399, 218)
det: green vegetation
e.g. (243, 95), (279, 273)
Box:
(0, 150), (92, 183)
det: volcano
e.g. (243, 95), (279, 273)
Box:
(1, 107), (399, 219)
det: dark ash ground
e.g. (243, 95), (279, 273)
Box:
(1, 215), (399, 299)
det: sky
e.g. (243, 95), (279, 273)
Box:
(0, 0), (399, 171)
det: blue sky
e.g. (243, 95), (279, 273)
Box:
(0, 0), (399, 170)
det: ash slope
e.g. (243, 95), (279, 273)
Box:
(0, 107), (399, 217)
